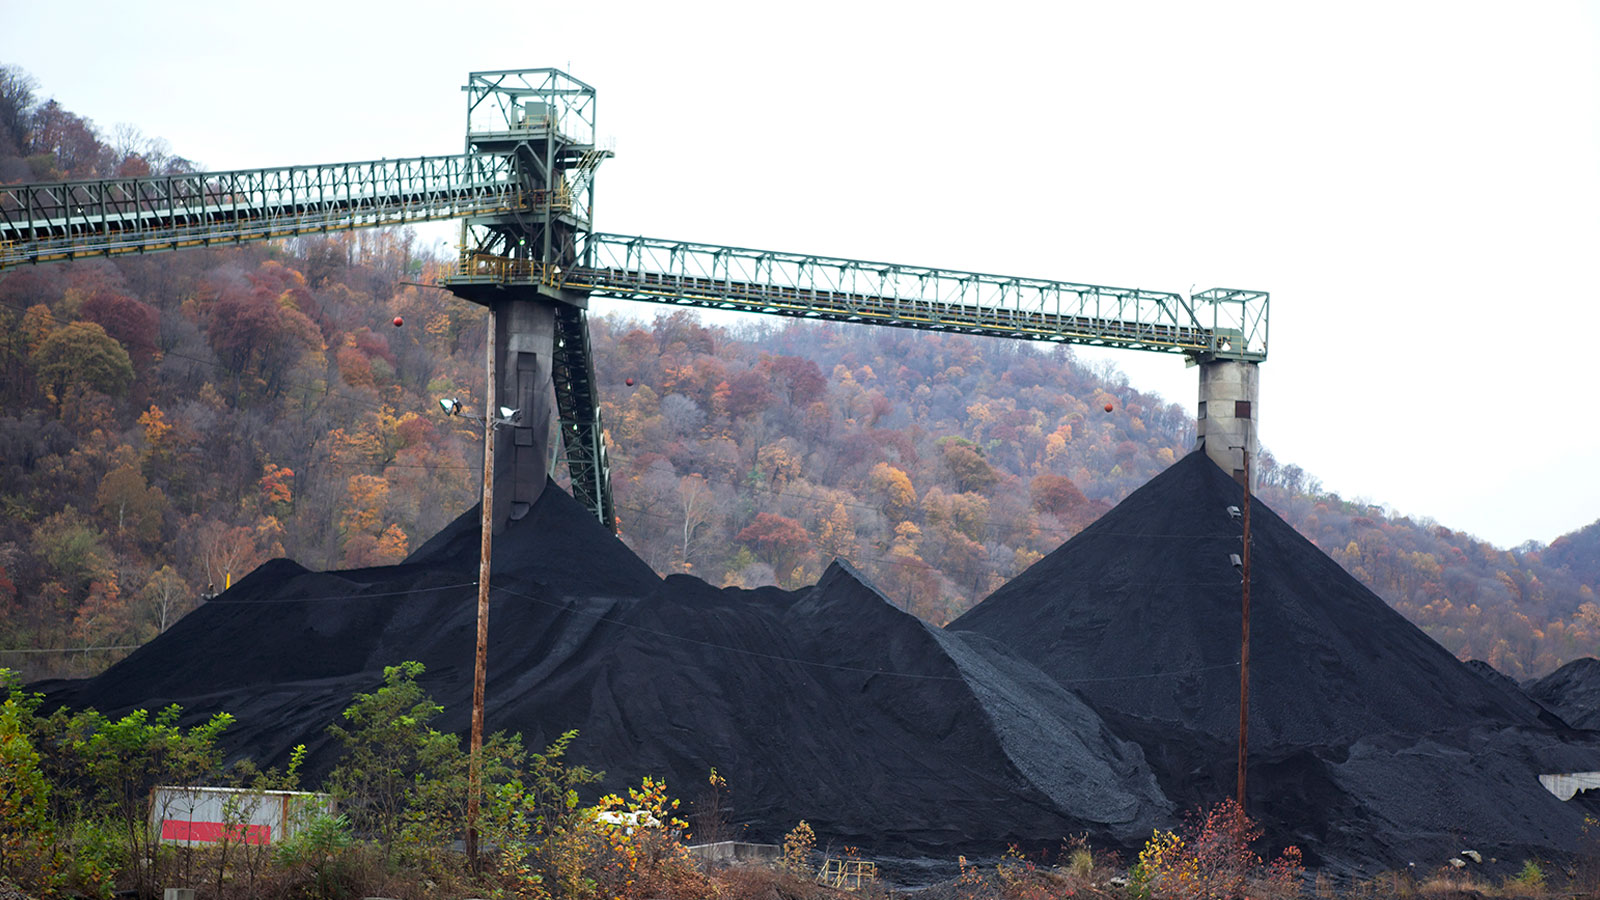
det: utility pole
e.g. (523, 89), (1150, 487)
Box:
(466, 306), (496, 865)
(1237, 447), (1252, 810)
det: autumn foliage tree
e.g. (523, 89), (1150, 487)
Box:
(735, 513), (811, 586)
(28, 321), (134, 416)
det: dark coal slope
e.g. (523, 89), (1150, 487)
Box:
(1463, 659), (1564, 726)
(1311, 725), (1600, 869)
(1527, 657), (1600, 729)
(45, 482), (1166, 856)
(952, 450), (1597, 871)
(403, 482), (662, 593)
(470, 560), (1169, 853)
(52, 480), (661, 771)
(950, 450), (1545, 749)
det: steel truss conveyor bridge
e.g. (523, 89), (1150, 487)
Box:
(0, 68), (1269, 533)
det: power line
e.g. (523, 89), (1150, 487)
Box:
(611, 493), (1235, 563)
(318, 459), (473, 471)
(487, 582), (1243, 686)
(607, 449), (1228, 540)
(195, 581), (478, 605)
(0, 582), (1246, 684)
(0, 645), (140, 655)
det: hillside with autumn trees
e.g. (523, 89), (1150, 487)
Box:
(1, 64), (1597, 684)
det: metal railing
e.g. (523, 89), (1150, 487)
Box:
(0, 154), (524, 268)
(817, 858), (876, 891)
(580, 235), (1267, 360)
(447, 239), (1269, 360)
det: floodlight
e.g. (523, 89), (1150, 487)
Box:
(439, 398), (462, 416)
(1227, 505), (1242, 520)
(499, 406), (521, 422)
(1229, 553), (1243, 570)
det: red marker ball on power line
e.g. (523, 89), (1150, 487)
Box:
(625, 377), (635, 386)
(393, 316), (404, 327)
(1104, 402), (1114, 413)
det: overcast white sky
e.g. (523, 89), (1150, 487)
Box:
(3, 1), (1597, 549)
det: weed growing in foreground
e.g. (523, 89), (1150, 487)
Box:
(0, 694), (63, 896)
(1504, 860), (1547, 896)
(1135, 799), (1303, 900)
(783, 819), (816, 875)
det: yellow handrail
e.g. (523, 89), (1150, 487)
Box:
(817, 858), (876, 891)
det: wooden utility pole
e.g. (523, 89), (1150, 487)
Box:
(1237, 448), (1252, 810)
(466, 307), (496, 865)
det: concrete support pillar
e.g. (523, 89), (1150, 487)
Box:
(1195, 360), (1259, 488)
(491, 295), (556, 530)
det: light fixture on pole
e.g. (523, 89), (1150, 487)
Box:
(433, 323), (506, 866)
(438, 398), (520, 429)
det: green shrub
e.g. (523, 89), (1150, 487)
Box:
(274, 812), (358, 899)
(326, 661), (451, 853)
(0, 695), (64, 895)
(326, 659), (525, 872)
(1506, 860), (1546, 895)
(483, 730), (604, 899)
(60, 817), (124, 900)
(69, 705), (233, 899)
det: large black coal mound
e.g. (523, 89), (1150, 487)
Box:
(44, 456), (1600, 872)
(951, 450), (1598, 869)
(42, 479), (1169, 856)
(1527, 658), (1600, 730)
(951, 451), (1545, 746)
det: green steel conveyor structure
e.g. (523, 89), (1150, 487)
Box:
(0, 67), (1270, 531)
(0, 155), (521, 266)
(451, 237), (1268, 359)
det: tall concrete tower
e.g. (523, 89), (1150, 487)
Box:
(1196, 359), (1259, 487)
(1183, 290), (1269, 488)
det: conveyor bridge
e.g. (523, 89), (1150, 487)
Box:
(453, 240), (1265, 358)
(0, 67), (1270, 529)
(0, 154), (521, 267)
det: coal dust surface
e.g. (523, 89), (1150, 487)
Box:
(45, 478), (1168, 856)
(951, 451), (1600, 869)
(44, 453), (1600, 871)
(1528, 658), (1600, 730)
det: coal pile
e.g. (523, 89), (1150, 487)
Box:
(47, 478), (1169, 856)
(45, 454), (1600, 871)
(1528, 658), (1600, 729)
(951, 451), (1598, 868)
(1463, 659), (1559, 724)
(951, 452), (1546, 747)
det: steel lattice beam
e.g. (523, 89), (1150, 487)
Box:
(0, 154), (522, 268)
(447, 235), (1269, 362)
(578, 234), (1267, 362)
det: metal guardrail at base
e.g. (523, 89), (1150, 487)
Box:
(818, 857), (877, 891)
